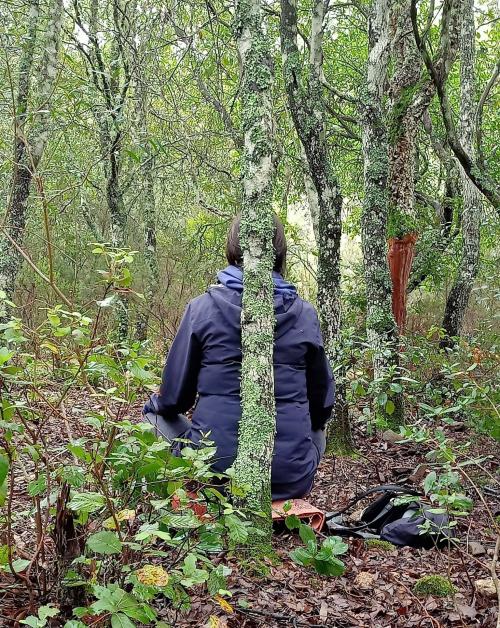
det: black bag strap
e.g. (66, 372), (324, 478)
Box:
(326, 484), (421, 520)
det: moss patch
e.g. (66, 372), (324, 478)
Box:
(413, 575), (456, 597)
(365, 539), (394, 551)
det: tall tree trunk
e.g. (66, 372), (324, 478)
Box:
(0, 0), (63, 301)
(360, 0), (403, 424)
(232, 0), (276, 544)
(281, 0), (354, 453)
(79, 0), (131, 339)
(135, 79), (159, 342)
(441, 0), (482, 347)
(386, 0), (421, 332)
(108, 0), (130, 340)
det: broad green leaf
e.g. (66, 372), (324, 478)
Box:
(224, 514), (249, 544)
(322, 536), (349, 556)
(9, 558), (30, 573)
(68, 492), (106, 513)
(110, 614), (135, 628)
(313, 557), (346, 577)
(19, 617), (40, 628)
(385, 400), (395, 415)
(0, 347), (14, 365)
(284, 514), (301, 530)
(38, 606), (60, 622)
(298, 523), (317, 548)
(86, 531), (122, 555)
(290, 547), (314, 567)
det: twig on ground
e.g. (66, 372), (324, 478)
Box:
(491, 532), (500, 628)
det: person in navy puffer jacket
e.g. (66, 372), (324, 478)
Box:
(143, 214), (335, 500)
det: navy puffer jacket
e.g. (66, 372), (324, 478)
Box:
(144, 266), (334, 499)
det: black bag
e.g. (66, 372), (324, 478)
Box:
(325, 484), (452, 549)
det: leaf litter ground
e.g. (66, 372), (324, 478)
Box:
(1, 395), (499, 628)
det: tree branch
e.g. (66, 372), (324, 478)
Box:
(411, 0), (500, 209)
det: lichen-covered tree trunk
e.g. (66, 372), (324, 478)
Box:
(281, 0), (354, 453)
(80, 0), (130, 339)
(0, 0), (63, 301)
(360, 0), (403, 423)
(386, 0), (422, 332)
(134, 71), (159, 342)
(441, 0), (482, 347)
(232, 0), (276, 541)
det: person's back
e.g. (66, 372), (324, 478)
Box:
(144, 215), (334, 499)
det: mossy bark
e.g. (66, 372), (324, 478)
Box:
(232, 0), (276, 546)
(359, 0), (403, 426)
(280, 0), (354, 454)
(386, 0), (430, 332)
(0, 0), (63, 302)
(441, 0), (482, 348)
(80, 0), (131, 340)
(134, 62), (159, 342)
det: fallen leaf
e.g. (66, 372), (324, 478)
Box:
(354, 571), (377, 589)
(135, 564), (169, 587)
(214, 596), (234, 614)
(475, 578), (496, 598)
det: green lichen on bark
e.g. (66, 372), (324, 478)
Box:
(280, 0), (354, 454)
(232, 0), (276, 546)
(360, 0), (404, 426)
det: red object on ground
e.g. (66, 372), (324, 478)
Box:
(387, 233), (418, 333)
(171, 491), (207, 519)
(272, 499), (326, 531)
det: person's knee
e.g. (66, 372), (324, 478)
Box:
(311, 429), (326, 458)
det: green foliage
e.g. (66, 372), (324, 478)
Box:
(285, 515), (348, 577)
(413, 575), (456, 597)
(20, 605), (60, 628)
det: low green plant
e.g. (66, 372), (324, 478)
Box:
(284, 510), (348, 576)
(413, 574), (456, 597)
(19, 605), (60, 627)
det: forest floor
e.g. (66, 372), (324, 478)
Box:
(2, 397), (499, 628)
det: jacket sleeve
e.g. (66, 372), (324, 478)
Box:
(306, 312), (335, 431)
(143, 303), (201, 420)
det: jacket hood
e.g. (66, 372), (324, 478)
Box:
(208, 267), (303, 339)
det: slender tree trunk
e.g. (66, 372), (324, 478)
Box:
(80, 0), (131, 339)
(135, 82), (159, 342)
(360, 0), (403, 424)
(441, 0), (482, 347)
(409, 111), (460, 293)
(281, 0), (354, 453)
(232, 0), (276, 543)
(411, 0), (499, 210)
(0, 0), (63, 301)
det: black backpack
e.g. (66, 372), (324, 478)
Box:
(325, 484), (452, 549)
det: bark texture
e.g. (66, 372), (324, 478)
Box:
(441, 0), (482, 346)
(134, 67), (159, 342)
(386, 0), (435, 331)
(280, 0), (353, 453)
(0, 0), (62, 301)
(411, 0), (500, 210)
(75, 0), (131, 338)
(359, 0), (403, 423)
(232, 0), (276, 538)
